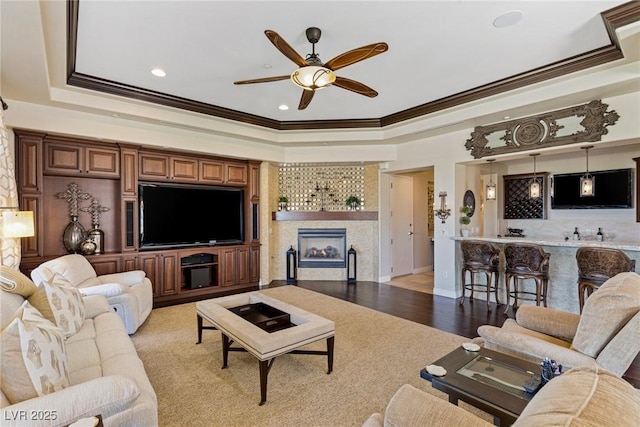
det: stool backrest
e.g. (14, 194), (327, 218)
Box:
(576, 247), (636, 284)
(461, 240), (500, 267)
(504, 243), (549, 273)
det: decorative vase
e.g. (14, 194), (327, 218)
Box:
(87, 226), (105, 254)
(278, 202), (287, 211)
(62, 216), (87, 253)
(350, 202), (358, 211)
(80, 239), (97, 255)
(461, 229), (470, 237)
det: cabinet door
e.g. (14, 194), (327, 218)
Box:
(220, 248), (236, 286)
(250, 245), (260, 283)
(139, 153), (169, 180)
(138, 253), (159, 297)
(88, 255), (121, 276)
(170, 157), (198, 181)
(249, 163), (260, 201)
(45, 143), (83, 175)
(85, 147), (119, 177)
(199, 160), (224, 183)
(236, 246), (250, 285)
(225, 163), (248, 185)
(158, 252), (179, 296)
(121, 149), (138, 196)
(121, 254), (139, 272)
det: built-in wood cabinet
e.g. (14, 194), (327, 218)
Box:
(44, 141), (120, 178)
(15, 129), (261, 307)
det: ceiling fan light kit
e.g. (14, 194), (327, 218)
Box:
(291, 66), (336, 91)
(234, 27), (388, 110)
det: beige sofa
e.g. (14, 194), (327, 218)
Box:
(0, 267), (157, 427)
(477, 272), (640, 376)
(363, 365), (640, 426)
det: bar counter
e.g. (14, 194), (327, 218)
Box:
(452, 236), (640, 314)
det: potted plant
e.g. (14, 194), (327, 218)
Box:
(460, 205), (471, 236)
(278, 196), (288, 211)
(346, 195), (361, 211)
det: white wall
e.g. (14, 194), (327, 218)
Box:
(380, 91), (640, 299)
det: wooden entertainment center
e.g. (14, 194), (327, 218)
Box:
(15, 129), (261, 306)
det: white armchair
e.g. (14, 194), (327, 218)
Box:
(31, 254), (153, 334)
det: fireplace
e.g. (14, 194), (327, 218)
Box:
(298, 228), (347, 268)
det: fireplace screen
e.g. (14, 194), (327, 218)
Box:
(298, 228), (347, 268)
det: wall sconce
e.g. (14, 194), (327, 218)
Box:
(434, 192), (451, 223)
(580, 145), (594, 197)
(529, 153), (541, 199)
(486, 159), (497, 201)
(0, 208), (35, 238)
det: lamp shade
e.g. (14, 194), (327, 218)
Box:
(291, 66), (336, 90)
(1, 211), (34, 238)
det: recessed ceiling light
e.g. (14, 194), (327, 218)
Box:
(264, 64), (273, 69)
(111, 113), (119, 118)
(503, 115), (511, 120)
(279, 104), (289, 111)
(151, 68), (166, 77)
(493, 10), (524, 28)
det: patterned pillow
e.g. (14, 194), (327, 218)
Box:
(28, 274), (86, 338)
(0, 301), (70, 404)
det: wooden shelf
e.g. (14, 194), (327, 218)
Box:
(272, 211), (378, 221)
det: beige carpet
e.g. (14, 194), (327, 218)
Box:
(132, 286), (491, 426)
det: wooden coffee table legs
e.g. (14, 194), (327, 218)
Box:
(221, 334), (335, 405)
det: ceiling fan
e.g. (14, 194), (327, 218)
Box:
(234, 27), (388, 110)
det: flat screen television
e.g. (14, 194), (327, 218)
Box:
(551, 168), (633, 209)
(139, 182), (244, 248)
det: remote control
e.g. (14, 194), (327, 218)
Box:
(524, 375), (542, 394)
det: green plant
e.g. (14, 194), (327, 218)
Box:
(460, 205), (471, 225)
(346, 196), (361, 206)
(278, 196), (288, 203)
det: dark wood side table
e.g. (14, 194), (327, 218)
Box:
(421, 346), (541, 426)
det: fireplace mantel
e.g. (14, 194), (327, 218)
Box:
(272, 211), (378, 221)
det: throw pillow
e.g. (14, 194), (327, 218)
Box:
(28, 274), (86, 338)
(0, 266), (38, 298)
(0, 301), (70, 404)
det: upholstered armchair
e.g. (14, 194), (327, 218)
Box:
(476, 272), (640, 376)
(30, 254), (153, 334)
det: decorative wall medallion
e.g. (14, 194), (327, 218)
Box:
(465, 100), (619, 159)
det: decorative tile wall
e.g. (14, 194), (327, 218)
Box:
(278, 165), (365, 211)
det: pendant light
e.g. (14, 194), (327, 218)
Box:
(486, 159), (496, 200)
(529, 153), (541, 199)
(580, 146), (594, 197)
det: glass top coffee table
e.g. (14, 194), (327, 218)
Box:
(420, 346), (541, 426)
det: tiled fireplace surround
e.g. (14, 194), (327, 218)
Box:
(269, 164), (379, 282)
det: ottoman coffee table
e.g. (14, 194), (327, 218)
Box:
(196, 291), (335, 405)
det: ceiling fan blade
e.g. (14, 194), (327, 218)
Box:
(234, 75), (290, 85)
(324, 42), (388, 71)
(298, 90), (315, 110)
(265, 30), (307, 67)
(333, 76), (378, 97)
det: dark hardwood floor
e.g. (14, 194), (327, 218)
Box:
(267, 280), (639, 388)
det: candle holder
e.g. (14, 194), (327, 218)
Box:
(434, 191), (451, 223)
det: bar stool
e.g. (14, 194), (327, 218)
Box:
(460, 240), (501, 311)
(503, 243), (550, 314)
(576, 246), (636, 312)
